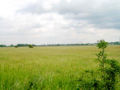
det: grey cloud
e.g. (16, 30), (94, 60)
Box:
(19, 0), (120, 30)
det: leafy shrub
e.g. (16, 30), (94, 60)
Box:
(14, 45), (18, 48)
(28, 45), (33, 48)
(78, 40), (120, 90)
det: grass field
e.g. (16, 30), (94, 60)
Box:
(0, 46), (120, 90)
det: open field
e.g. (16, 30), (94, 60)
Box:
(0, 46), (120, 90)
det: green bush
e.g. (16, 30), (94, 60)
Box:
(78, 40), (120, 90)
(28, 45), (33, 48)
(14, 45), (18, 48)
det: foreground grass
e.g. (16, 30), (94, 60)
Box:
(0, 46), (120, 90)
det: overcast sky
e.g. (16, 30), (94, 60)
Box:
(0, 0), (120, 45)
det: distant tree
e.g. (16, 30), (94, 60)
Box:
(28, 44), (33, 48)
(10, 44), (14, 47)
(14, 45), (18, 48)
(0, 45), (7, 47)
(17, 44), (29, 47)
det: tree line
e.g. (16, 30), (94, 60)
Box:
(0, 41), (120, 47)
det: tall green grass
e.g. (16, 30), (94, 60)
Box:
(0, 46), (120, 90)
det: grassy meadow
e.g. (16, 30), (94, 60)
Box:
(0, 45), (120, 90)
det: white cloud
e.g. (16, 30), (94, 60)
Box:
(0, 0), (36, 18)
(0, 0), (120, 45)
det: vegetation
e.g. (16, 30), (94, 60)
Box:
(0, 45), (7, 47)
(77, 40), (120, 90)
(0, 41), (120, 48)
(0, 44), (119, 89)
(28, 44), (34, 48)
(109, 42), (120, 45)
(14, 45), (18, 48)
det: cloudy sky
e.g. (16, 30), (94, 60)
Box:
(0, 0), (120, 45)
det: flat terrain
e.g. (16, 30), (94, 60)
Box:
(0, 46), (120, 90)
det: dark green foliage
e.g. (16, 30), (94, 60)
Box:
(0, 45), (7, 47)
(10, 44), (14, 47)
(77, 70), (102, 90)
(103, 59), (120, 90)
(14, 45), (18, 48)
(78, 40), (120, 90)
(28, 45), (33, 48)
(97, 40), (108, 49)
(17, 44), (29, 47)
(26, 81), (37, 90)
(97, 40), (120, 90)
(109, 42), (120, 45)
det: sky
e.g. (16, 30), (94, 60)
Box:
(0, 0), (120, 45)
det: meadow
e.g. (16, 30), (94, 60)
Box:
(0, 46), (120, 90)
